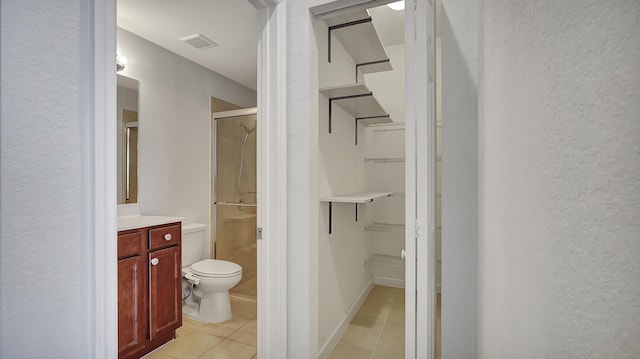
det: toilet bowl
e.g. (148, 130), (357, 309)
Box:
(182, 223), (243, 323)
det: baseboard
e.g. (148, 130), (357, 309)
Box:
(373, 276), (405, 288)
(317, 278), (374, 359)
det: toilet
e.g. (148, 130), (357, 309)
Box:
(181, 223), (242, 323)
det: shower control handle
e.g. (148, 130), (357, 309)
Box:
(150, 258), (159, 266)
(164, 233), (172, 241)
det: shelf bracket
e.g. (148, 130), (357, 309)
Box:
(328, 17), (373, 63)
(355, 203), (358, 222)
(328, 92), (372, 133)
(355, 59), (391, 82)
(354, 115), (390, 145)
(329, 202), (332, 234)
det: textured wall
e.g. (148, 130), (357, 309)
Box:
(0, 1), (93, 357)
(479, 0), (640, 357)
(440, 0), (479, 356)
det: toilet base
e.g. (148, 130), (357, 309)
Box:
(182, 290), (232, 324)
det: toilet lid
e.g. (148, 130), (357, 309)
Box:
(190, 259), (242, 278)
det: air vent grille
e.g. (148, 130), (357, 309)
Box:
(179, 33), (218, 49)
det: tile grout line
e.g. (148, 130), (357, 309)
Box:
(368, 293), (396, 359)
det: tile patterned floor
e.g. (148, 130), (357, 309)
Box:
(328, 285), (442, 359)
(143, 287), (441, 359)
(142, 296), (257, 359)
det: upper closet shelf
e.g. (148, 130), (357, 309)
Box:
(325, 10), (392, 75)
(320, 191), (391, 203)
(320, 83), (392, 136)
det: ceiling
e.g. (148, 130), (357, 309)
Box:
(368, 4), (405, 47)
(117, 1), (404, 92)
(117, 0), (258, 90)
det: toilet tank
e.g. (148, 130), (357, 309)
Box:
(181, 223), (207, 267)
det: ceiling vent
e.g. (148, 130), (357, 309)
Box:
(179, 33), (218, 49)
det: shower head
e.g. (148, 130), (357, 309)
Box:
(239, 122), (255, 134)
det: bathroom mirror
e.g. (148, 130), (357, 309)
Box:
(117, 75), (139, 204)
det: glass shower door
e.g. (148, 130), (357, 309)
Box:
(214, 109), (257, 298)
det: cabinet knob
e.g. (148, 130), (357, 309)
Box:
(151, 258), (159, 266)
(164, 233), (172, 241)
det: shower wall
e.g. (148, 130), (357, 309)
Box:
(214, 112), (257, 298)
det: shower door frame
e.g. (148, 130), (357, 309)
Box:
(211, 108), (258, 272)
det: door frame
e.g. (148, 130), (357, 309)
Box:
(405, 0), (436, 357)
(93, 0), (287, 357)
(252, 1), (288, 357)
(210, 106), (259, 261)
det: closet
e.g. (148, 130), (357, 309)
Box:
(314, 4), (409, 355)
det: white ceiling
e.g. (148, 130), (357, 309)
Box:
(368, 5), (405, 47)
(117, 0), (258, 90)
(117, 1), (403, 92)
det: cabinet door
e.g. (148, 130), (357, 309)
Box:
(148, 245), (182, 340)
(118, 255), (146, 356)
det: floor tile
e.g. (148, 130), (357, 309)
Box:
(199, 339), (257, 359)
(141, 347), (179, 359)
(352, 297), (394, 324)
(227, 319), (257, 346)
(230, 296), (258, 320)
(375, 320), (404, 352)
(152, 332), (223, 359)
(338, 321), (384, 350)
(328, 343), (373, 359)
(371, 348), (404, 359)
(193, 314), (251, 338)
(369, 285), (402, 299)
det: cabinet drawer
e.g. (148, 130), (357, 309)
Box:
(149, 223), (181, 250)
(118, 230), (143, 259)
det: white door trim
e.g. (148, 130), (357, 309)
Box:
(93, 0), (287, 356)
(93, 0), (118, 357)
(404, 0), (418, 356)
(406, 0), (436, 357)
(252, 1), (288, 358)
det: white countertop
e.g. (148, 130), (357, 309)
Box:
(117, 215), (185, 231)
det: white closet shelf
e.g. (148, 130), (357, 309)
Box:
(320, 191), (391, 203)
(365, 254), (404, 267)
(320, 83), (387, 118)
(320, 83), (391, 139)
(325, 10), (392, 72)
(365, 157), (405, 163)
(365, 223), (405, 233)
(321, 191), (391, 234)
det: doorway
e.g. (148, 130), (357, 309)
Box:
(310, 0), (437, 358)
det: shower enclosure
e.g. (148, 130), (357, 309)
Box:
(213, 108), (257, 298)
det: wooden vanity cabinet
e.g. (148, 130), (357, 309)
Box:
(117, 229), (146, 356)
(118, 222), (182, 359)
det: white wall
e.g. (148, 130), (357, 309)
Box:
(117, 28), (256, 258)
(440, 0), (478, 357)
(479, 0), (640, 357)
(0, 1), (95, 357)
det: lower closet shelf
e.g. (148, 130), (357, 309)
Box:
(365, 222), (404, 233)
(320, 192), (391, 234)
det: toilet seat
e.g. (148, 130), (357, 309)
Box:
(190, 259), (242, 278)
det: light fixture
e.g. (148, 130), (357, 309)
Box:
(116, 54), (128, 72)
(387, 0), (404, 10)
